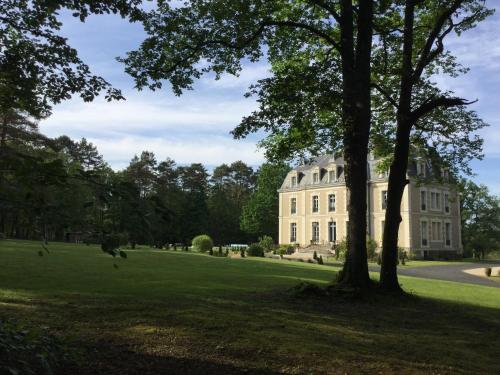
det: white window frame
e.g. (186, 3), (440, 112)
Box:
(312, 195), (319, 213)
(290, 197), (297, 215)
(420, 189), (427, 212)
(420, 219), (429, 248)
(290, 223), (297, 243)
(312, 222), (320, 242)
(444, 221), (451, 247)
(313, 172), (319, 184)
(431, 220), (443, 242)
(328, 221), (337, 243)
(328, 169), (336, 183)
(328, 193), (336, 212)
(430, 190), (442, 211)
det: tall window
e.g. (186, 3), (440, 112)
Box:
(328, 221), (337, 243)
(313, 172), (319, 184)
(444, 193), (450, 213)
(431, 221), (442, 241)
(312, 195), (319, 213)
(445, 222), (451, 247)
(291, 198), (297, 214)
(328, 194), (336, 212)
(431, 191), (441, 210)
(421, 221), (428, 246)
(290, 223), (297, 243)
(418, 162), (427, 177)
(329, 170), (335, 183)
(421, 190), (427, 211)
(291, 176), (297, 187)
(381, 190), (388, 210)
(312, 222), (320, 242)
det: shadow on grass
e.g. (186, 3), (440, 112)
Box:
(1, 284), (499, 374)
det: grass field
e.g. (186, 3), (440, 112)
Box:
(1, 240), (499, 374)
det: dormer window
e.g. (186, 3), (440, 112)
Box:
(291, 176), (297, 187)
(328, 170), (336, 183)
(417, 162), (427, 177)
(313, 172), (319, 184)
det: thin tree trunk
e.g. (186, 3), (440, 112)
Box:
(380, 0), (415, 291)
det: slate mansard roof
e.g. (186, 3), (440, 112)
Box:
(279, 154), (422, 192)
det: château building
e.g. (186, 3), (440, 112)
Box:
(278, 155), (462, 258)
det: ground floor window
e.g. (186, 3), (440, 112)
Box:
(421, 221), (428, 247)
(445, 222), (451, 247)
(431, 221), (442, 241)
(312, 222), (319, 243)
(290, 223), (297, 243)
(328, 221), (337, 243)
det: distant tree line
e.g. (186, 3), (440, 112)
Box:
(0, 121), (289, 246)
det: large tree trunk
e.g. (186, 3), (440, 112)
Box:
(338, 0), (373, 288)
(380, 0), (415, 291)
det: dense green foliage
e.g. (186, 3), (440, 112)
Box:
(459, 179), (500, 259)
(257, 235), (275, 253)
(0, 130), (286, 246)
(192, 234), (214, 252)
(246, 243), (264, 257)
(240, 163), (290, 239)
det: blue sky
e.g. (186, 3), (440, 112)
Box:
(39, 2), (500, 194)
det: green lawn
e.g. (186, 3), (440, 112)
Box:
(1, 240), (499, 374)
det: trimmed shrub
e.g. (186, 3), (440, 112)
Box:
(258, 235), (275, 253)
(313, 251), (318, 260)
(366, 237), (378, 261)
(318, 255), (324, 265)
(485, 267), (492, 277)
(191, 235), (214, 252)
(208, 248), (214, 256)
(240, 248), (246, 258)
(398, 248), (407, 266)
(307, 259), (314, 263)
(335, 240), (348, 260)
(225, 248), (229, 257)
(278, 244), (294, 255)
(247, 243), (264, 257)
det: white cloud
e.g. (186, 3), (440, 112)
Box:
(39, 91), (259, 138)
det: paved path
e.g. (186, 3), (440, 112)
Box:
(369, 262), (500, 288)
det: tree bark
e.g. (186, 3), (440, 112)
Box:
(380, 0), (415, 291)
(338, 0), (373, 288)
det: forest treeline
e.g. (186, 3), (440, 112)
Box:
(0, 119), (289, 246)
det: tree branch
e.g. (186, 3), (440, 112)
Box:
(411, 96), (476, 122)
(372, 83), (398, 108)
(412, 0), (464, 81)
(306, 0), (341, 22)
